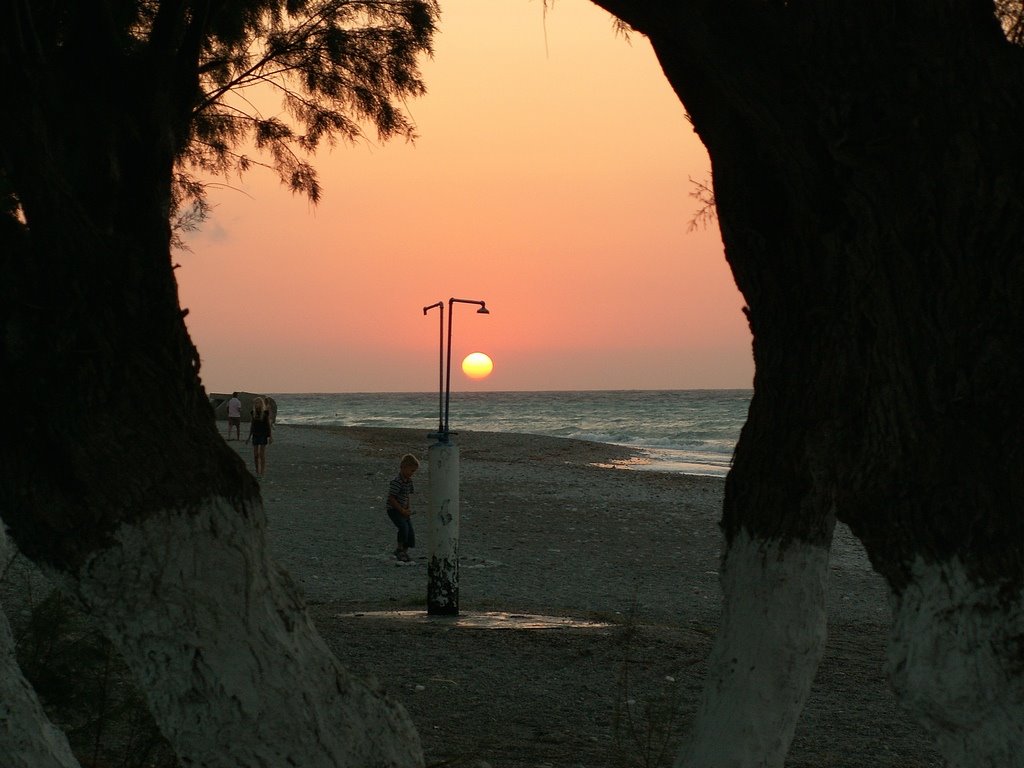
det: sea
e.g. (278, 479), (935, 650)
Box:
(271, 390), (751, 477)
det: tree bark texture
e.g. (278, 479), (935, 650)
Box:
(1, 5), (424, 765)
(679, 530), (831, 768)
(0, 529), (82, 768)
(591, 1), (1024, 765)
(52, 496), (423, 767)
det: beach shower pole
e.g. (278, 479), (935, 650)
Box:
(424, 297), (489, 616)
(422, 302), (444, 433)
(444, 299), (489, 436)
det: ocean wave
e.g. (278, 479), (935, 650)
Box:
(272, 390), (748, 477)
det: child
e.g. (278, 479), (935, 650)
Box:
(386, 454), (419, 562)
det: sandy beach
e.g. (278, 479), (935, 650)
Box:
(234, 424), (941, 768)
(0, 423), (942, 766)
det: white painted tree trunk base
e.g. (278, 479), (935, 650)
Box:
(889, 558), (1024, 768)
(53, 497), (424, 768)
(0, 527), (81, 768)
(677, 530), (830, 768)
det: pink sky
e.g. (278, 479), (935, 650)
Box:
(177, 0), (753, 394)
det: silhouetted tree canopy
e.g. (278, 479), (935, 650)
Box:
(0, 0), (439, 570)
(3, 0), (439, 233)
(582, 2), (1024, 764)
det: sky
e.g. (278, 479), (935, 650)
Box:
(177, 0), (753, 394)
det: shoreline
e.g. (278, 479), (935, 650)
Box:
(261, 390), (748, 478)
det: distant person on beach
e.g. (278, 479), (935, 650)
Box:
(226, 392), (242, 441)
(386, 454), (419, 562)
(246, 396), (273, 477)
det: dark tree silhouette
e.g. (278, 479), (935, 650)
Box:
(1, 1), (436, 765)
(6, 1), (1024, 765)
(588, 1), (1024, 766)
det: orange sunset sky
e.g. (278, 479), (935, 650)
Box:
(177, 0), (753, 394)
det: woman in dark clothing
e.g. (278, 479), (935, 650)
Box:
(246, 396), (273, 477)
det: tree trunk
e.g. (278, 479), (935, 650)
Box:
(591, 2), (1024, 766)
(1, 173), (425, 768)
(681, 380), (837, 767)
(0, 530), (82, 768)
(0, 24), (424, 767)
(49, 495), (423, 767)
(679, 531), (831, 768)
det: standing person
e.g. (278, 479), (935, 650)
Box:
(246, 396), (272, 477)
(386, 454), (419, 562)
(226, 392), (242, 441)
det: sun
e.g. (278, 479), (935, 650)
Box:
(461, 352), (494, 380)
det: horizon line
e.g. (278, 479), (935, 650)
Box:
(208, 387), (755, 396)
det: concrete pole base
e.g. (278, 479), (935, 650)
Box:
(427, 440), (460, 615)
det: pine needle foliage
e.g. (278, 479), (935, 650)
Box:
(182, 0), (439, 206)
(3, 0), (439, 227)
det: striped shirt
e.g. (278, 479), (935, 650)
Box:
(387, 475), (414, 511)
